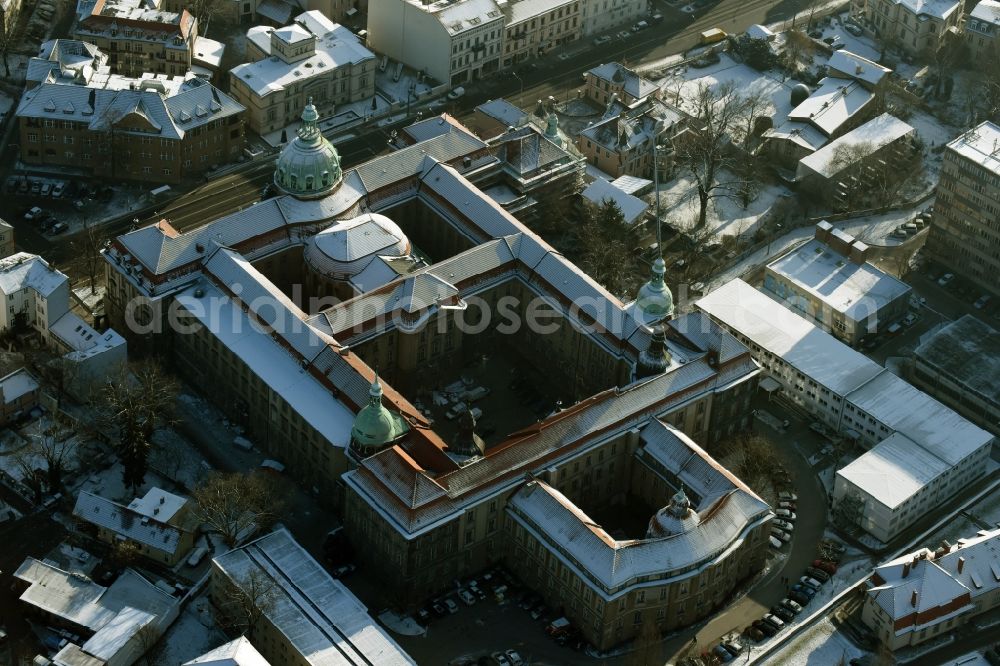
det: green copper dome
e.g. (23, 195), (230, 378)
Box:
(274, 98), (342, 199)
(350, 374), (408, 457)
(636, 257), (674, 320)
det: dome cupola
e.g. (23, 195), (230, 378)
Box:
(635, 257), (674, 322)
(646, 485), (699, 538)
(274, 98), (342, 199)
(349, 374), (409, 458)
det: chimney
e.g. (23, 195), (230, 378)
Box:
(828, 228), (854, 256)
(910, 591), (918, 608)
(848, 240), (869, 265)
(958, 557), (965, 574)
(814, 220), (833, 243)
(159, 496), (165, 504)
(902, 562), (911, 578)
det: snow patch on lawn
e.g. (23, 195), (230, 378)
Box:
(768, 617), (865, 665)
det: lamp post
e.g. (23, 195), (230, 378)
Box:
(766, 222), (783, 255)
(512, 71), (524, 108)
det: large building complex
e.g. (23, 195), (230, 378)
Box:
(911, 315), (1000, 437)
(697, 279), (995, 543)
(230, 11), (376, 136)
(925, 122), (1000, 298)
(763, 222), (911, 346)
(862, 528), (1000, 649)
(103, 106), (768, 651)
(211, 528), (415, 665)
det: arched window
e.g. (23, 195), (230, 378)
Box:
(321, 170), (330, 186)
(305, 175), (314, 190)
(290, 174), (297, 189)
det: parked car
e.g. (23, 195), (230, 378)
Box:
(773, 519), (794, 531)
(713, 645), (734, 662)
(771, 605), (794, 622)
(631, 20), (649, 31)
(975, 294), (992, 309)
(443, 598), (459, 614)
(813, 560), (838, 575)
(722, 642), (743, 657)
(416, 605), (432, 623)
(769, 535), (783, 549)
(806, 567), (831, 582)
(753, 620), (777, 637)
(775, 509), (796, 520)
(800, 576), (823, 590)
(331, 563), (355, 577)
(762, 614), (785, 630)
(778, 501), (796, 510)
(24, 206), (44, 220)
(771, 528), (791, 543)
(51, 182), (65, 198)
(458, 589), (476, 606)
(505, 650), (525, 666)
(903, 312), (919, 326)
(30, 180), (41, 195)
(781, 598), (803, 614)
(50, 222), (68, 234)
(40, 182), (53, 197)
(938, 273), (955, 286)
(593, 35), (612, 45)
(788, 589), (811, 605)
(491, 652), (512, 666)
(778, 491), (798, 502)
(844, 22), (863, 35)
(447, 86), (466, 100)
(791, 584), (817, 599)
(745, 626), (765, 642)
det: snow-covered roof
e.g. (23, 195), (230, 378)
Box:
(476, 98), (527, 130)
(581, 177), (649, 225)
(914, 315), (1000, 407)
(231, 14), (374, 97)
(787, 78), (874, 137)
(184, 637), (271, 666)
(970, 0), (1000, 25)
(763, 121), (829, 152)
(506, 422), (770, 592)
(127, 487), (188, 523)
(193, 36), (225, 69)
(586, 62), (659, 101)
(745, 24), (775, 39)
(304, 213), (410, 277)
(81, 606), (156, 661)
(507, 0), (576, 25)
(580, 96), (682, 152)
(826, 50), (892, 87)
(173, 282), (355, 448)
(50, 311), (126, 359)
(13, 558), (174, 632)
(212, 528), (416, 666)
(0, 368), (39, 405)
(797, 113), (914, 179)
(0, 252), (67, 298)
(696, 279), (884, 396)
(766, 235), (911, 318)
(947, 121), (1000, 177)
(610, 175), (653, 195)
(893, 0), (960, 20)
(416, 0), (504, 35)
(73, 491), (187, 555)
(274, 23), (312, 44)
(836, 432), (948, 509)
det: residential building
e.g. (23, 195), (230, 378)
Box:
(853, 0), (962, 56)
(0, 369), (40, 426)
(580, 0), (645, 36)
(17, 76), (245, 184)
(367, 0), (506, 86)
(925, 122), (1000, 297)
(230, 11), (376, 136)
(583, 62), (658, 106)
(26, 39), (109, 90)
(72, 487), (200, 566)
(577, 95), (686, 178)
(697, 279), (995, 542)
(581, 176), (649, 225)
(73, 0), (198, 77)
(911, 315), (1000, 436)
(184, 637), (271, 665)
(763, 222), (912, 345)
(796, 113), (918, 210)
(210, 529), (416, 666)
(966, 0), (1000, 60)
(12, 557), (178, 666)
(0, 218), (14, 258)
(0, 253), (126, 400)
(502, 0), (582, 69)
(862, 528), (1000, 649)
(472, 98), (528, 137)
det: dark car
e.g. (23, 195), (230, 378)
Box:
(788, 589), (811, 605)
(806, 567), (831, 583)
(753, 620), (777, 637)
(416, 606), (432, 623)
(771, 605), (794, 622)
(792, 583), (817, 598)
(431, 601), (448, 617)
(745, 626), (765, 642)
(813, 560), (838, 575)
(722, 642), (742, 657)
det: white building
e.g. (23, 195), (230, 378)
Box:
(854, 0), (962, 56)
(211, 528), (416, 666)
(763, 222), (911, 345)
(0, 253), (126, 399)
(580, 0), (646, 36)
(967, 0), (1000, 59)
(184, 637), (271, 665)
(696, 279), (995, 542)
(230, 11), (376, 136)
(367, 0), (506, 86)
(862, 528), (1000, 649)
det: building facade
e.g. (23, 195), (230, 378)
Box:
(854, 0), (962, 56)
(0, 369), (40, 426)
(925, 122), (1000, 298)
(911, 315), (1000, 437)
(763, 222), (911, 346)
(862, 529), (1000, 649)
(583, 62), (658, 106)
(73, 0), (198, 77)
(966, 0), (1000, 60)
(580, 0), (645, 36)
(0, 218), (14, 259)
(17, 78), (245, 184)
(229, 11), (376, 136)
(502, 0), (581, 68)
(577, 96), (686, 178)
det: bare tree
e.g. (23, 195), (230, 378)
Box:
(192, 472), (280, 547)
(106, 538), (141, 570)
(675, 82), (752, 228)
(216, 568), (279, 638)
(0, 3), (21, 79)
(10, 446), (44, 504)
(717, 434), (782, 496)
(730, 90), (770, 208)
(188, 0), (228, 37)
(99, 361), (179, 493)
(135, 622), (162, 666)
(922, 30), (963, 99)
(30, 426), (75, 491)
(71, 217), (106, 297)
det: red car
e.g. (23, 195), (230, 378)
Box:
(812, 559), (838, 574)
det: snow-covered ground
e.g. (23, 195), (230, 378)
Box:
(654, 171), (791, 238)
(150, 593), (226, 666)
(937, 652), (992, 666)
(766, 616), (865, 665)
(815, 16), (880, 62)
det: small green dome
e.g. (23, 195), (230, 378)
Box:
(274, 99), (342, 199)
(636, 257), (674, 319)
(350, 375), (408, 457)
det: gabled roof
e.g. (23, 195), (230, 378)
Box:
(184, 637), (271, 666)
(0, 252), (67, 298)
(586, 62), (659, 100)
(826, 50), (891, 88)
(787, 77), (874, 137)
(72, 491), (186, 555)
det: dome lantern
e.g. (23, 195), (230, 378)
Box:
(635, 257), (674, 321)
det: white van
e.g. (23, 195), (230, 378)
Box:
(187, 546), (208, 567)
